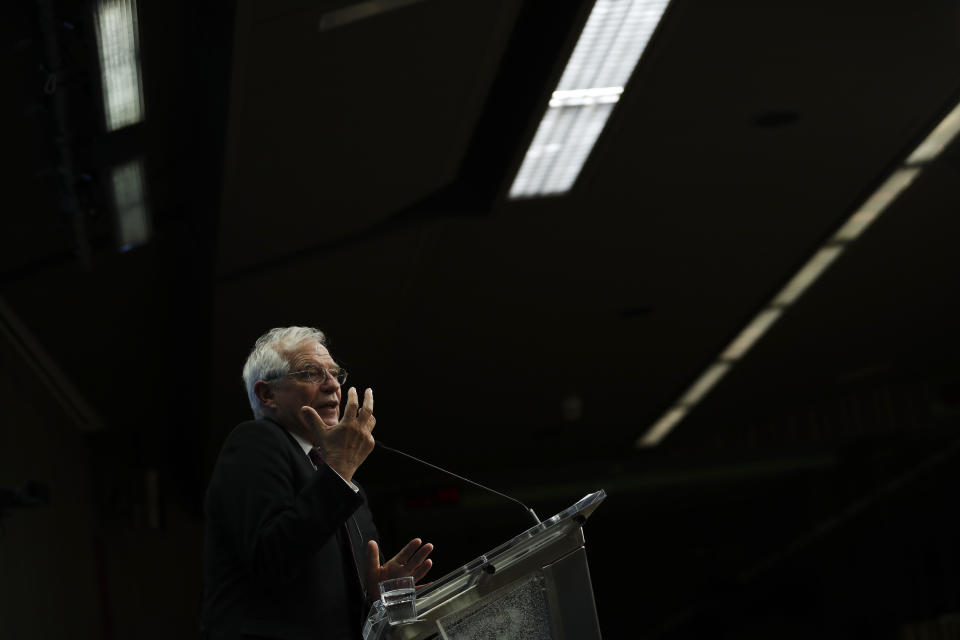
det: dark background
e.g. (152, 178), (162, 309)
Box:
(2, 1), (960, 638)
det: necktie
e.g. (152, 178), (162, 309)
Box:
(308, 447), (324, 469)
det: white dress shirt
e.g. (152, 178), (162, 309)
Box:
(287, 429), (359, 493)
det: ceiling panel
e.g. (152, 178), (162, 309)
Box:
(217, 0), (522, 273)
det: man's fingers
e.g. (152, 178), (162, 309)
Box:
(342, 387), (359, 419)
(355, 388), (375, 434)
(406, 542), (433, 569)
(364, 540), (380, 596)
(411, 558), (433, 583)
(392, 538), (423, 565)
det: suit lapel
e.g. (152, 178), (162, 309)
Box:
(268, 419), (315, 482)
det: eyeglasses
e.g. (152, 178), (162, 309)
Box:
(270, 365), (348, 386)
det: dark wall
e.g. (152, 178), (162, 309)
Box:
(0, 334), (103, 637)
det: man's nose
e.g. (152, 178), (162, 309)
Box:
(320, 370), (340, 389)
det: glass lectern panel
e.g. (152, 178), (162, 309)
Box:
(363, 490), (605, 640)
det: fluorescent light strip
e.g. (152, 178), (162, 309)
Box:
(509, 0), (671, 199)
(111, 158), (151, 251)
(679, 361), (732, 407)
(906, 101), (960, 165)
(771, 246), (845, 307)
(637, 98), (960, 448)
(720, 307), (784, 361)
(94, 0), (144, 132)
(636, 406), (686, 448)
(832, 168), (920, 242)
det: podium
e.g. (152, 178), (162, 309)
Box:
(363, 490), (606, 640)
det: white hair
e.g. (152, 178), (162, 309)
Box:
(242, 326), (328, 419)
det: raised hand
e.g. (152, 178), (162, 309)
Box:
(301, 387), (375, 482)
(365, 538), (434, 597)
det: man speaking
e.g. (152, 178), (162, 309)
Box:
(201, 326), (433, 639)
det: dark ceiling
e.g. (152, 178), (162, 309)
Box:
(3, 0), (960, 637)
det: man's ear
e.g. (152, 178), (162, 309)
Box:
(253, 380), (278, 410)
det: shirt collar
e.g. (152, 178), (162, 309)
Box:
(287, 429), (314, 456)
(282, 423), (359, 492)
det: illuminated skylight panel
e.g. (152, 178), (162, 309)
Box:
(594, 3), (668, 89)
(557, 0), (667, 91)
(94, 0), (144, 131)
(111, 158), (151, 251)
(556, 2), (629, 91)
(509, 0), (672, 198)
(516, 103), (616, 196)
(543, 104), (614, 192)
(510, 109), (564, 197)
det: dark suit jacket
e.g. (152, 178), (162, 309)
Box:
(201, 418), (380, 640)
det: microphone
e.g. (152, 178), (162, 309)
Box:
(374, 440), (541, 526)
